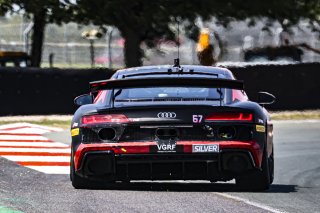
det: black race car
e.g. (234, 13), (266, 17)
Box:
(70, 64), (275, 191)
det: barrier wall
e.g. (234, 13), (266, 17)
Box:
(229, 63), (320, 110)
(0, 63), (319, 115)
(0, 68), (113, 115)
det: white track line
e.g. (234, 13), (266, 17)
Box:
(0, 128), (52, 134)
(0, 135), (50, 140)
(0, 147), (70, 153)
(4, 156), (70, 162)
(26, 166), (70, 174)
(9, 127), (52, 134)
(0, 122), (63, 132)
(26, 123), (63, 132)
(0, 123), (29, 130)
(0, 141), (69, 147)
(214, 192), (286, 213)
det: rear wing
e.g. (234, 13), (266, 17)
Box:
(90, 77), (244, 93)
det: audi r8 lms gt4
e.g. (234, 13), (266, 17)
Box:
(70, 64), (275, 191)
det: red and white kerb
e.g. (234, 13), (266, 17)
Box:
(0, 123), (70, 174)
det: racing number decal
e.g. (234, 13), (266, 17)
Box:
(193, 115), (203, 123)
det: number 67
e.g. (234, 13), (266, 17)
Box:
(193, 115), (203, 123)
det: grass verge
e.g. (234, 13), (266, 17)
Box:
(0, 115), (72, 129)
(270, 110), (320, 120)
(0, 120), (71, 129)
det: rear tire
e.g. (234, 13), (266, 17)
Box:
(268, 149), (274, 184)
(236, 147), (271, 191)
(70, 152), (96, 189)
(70, 151), (116, 189)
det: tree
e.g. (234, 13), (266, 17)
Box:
(72, 0), (216, 67)
(2, 0), (319, 67)
(0, 0), (10, 16)
(73, 0), (319, 67)
(0, 0), (72, 67)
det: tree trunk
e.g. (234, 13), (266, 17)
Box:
(31, 10), (46, 67)
(123, 30), (143, 67)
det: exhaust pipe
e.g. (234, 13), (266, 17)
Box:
(155, 128), (178, 140)
(218, 126), (236, 139)
(98, 127), (116, 141)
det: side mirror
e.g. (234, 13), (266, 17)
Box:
(74, 94), (93, 106)
(258, 91), (276, 105)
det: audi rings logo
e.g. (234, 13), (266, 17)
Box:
(157, 112), (177, 118)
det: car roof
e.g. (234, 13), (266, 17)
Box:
(113, 65), (235, 80)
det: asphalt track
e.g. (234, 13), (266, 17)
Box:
(1, 120), (320, 213)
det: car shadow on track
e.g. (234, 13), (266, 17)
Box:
(89, 182), (298, 193)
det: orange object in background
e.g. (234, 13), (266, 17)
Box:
(197, 28), (210, 52)
(196, 28), (216, 66)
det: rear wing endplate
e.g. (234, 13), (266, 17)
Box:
(90, 77), (244, 93)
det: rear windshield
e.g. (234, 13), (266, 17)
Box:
(110, 87), (230, 107)
(115, 87), (223, 101)
(95, 87), (247, 107)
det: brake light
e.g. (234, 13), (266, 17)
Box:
(82, 114), (129, 124)
(205, 112), (253, 121)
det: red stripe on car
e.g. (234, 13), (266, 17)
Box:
(74, 141), (262, 171)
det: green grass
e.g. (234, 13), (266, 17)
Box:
(0, 206), (23, 213)
(0, 119), (71, 129)
(270, 110), (320, 120)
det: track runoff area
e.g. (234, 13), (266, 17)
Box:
(1, 121), (320, 213)
(0, 123), (69, 174)
(0, 122), (284, 213)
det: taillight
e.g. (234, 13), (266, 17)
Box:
(82, 114), (129, 124)
(205, 112), (253, 121)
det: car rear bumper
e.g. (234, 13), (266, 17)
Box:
(74, 141), (262, 181)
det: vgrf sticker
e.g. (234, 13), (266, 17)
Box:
(256, 125), (265, 132)
(156, 139), (177, 153)
(71, 128), (79, 136)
